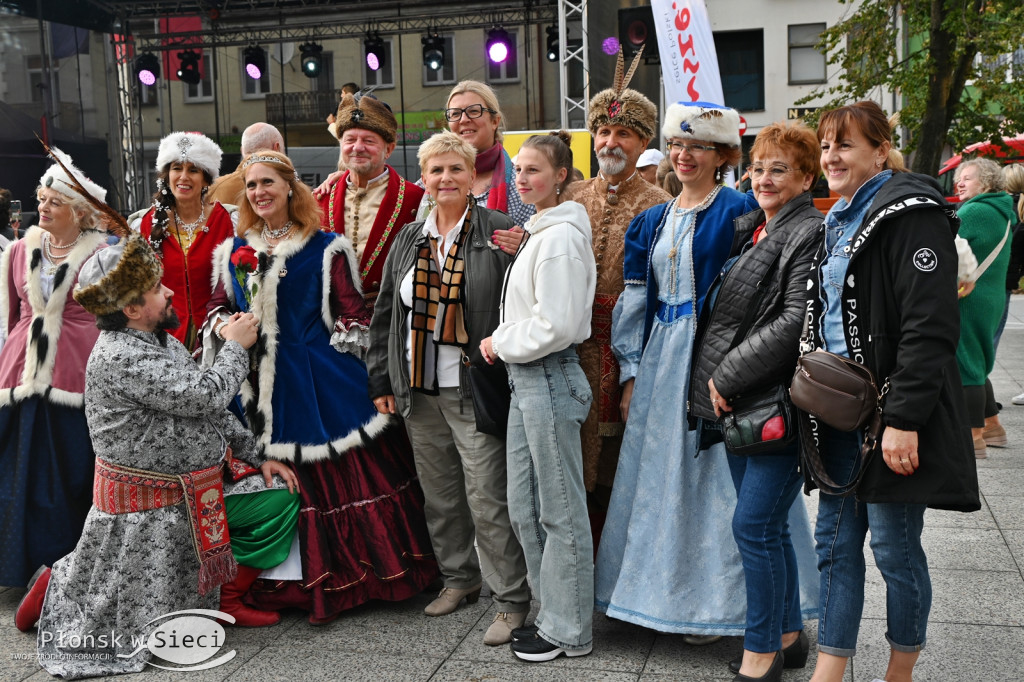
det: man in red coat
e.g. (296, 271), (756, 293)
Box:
(317, 93), (424, 310)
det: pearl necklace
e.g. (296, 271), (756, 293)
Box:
(261, 220), (294, 241)
(42, 232), (83, 275)
(666, 185), (721, 296)
(174, 204), (207, 238)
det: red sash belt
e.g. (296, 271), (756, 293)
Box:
(93, 458), (237, 595)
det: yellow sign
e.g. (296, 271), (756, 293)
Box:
(503, 129), (593, 179)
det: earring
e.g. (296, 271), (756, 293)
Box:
(201, 186), (209, 197)
(556, 187), (561, 195)
(288, 189), (293, 198)
(715, 167), (723, 182)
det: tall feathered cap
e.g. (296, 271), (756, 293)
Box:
(334, 91), (397, 144)
(39, 147), (107, 203)
(587, 46), (657, 141)
(662, 101), (741, 148)
(74, 232), (164, 316)
(155, 131), (223, 180)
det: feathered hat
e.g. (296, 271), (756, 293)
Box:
(334, 92), (397, 144)
(39, 147), (107, 203)
(155, 131), (223, 180)
(587, 47), (657, 142)
(662, 101), (741, 148)
(74, 232), (164, 317)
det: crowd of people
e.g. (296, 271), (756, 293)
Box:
(8, 44), (1024, 682)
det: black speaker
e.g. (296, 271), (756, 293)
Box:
(618, 6), (659, 62)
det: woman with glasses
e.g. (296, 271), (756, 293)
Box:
(595, 102), (760, 642)
(419, 81), (535, 240)
(691, 122), (824, 682)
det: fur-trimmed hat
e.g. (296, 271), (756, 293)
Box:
(74, 233), (164, 316)
(39, 147), (107, 203)
(333, 92), (397, 144)
(156, 132), (223, 180)
(662, 101), (741, 148)
(587, 47), (657, 142)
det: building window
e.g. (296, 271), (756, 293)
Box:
(241, 47), (272, 99)
(184, 54), (214, 103)
(138, 82), (158, 106)
(713, 29), (764, 112)
(789, 23), (827, 85)
(423, 35), (457, 87)
(486, 30), (520, 84)
(363, 38), (395, 89)
(27, 55), (59, 103)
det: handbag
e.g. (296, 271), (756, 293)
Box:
(721, 385), (796, 455)
(464, 357), (511, 438)
(790, 350), (880, 432)
(717, 250), (796, 455)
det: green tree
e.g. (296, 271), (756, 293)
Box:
(801, 0), (1024, 175)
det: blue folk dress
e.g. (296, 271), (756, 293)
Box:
(595, 188), (819, 635)
(210, 230), (437, 619)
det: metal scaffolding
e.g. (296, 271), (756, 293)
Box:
(556, 0), (588, 130)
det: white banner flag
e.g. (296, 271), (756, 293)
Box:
(650, 0), (724, 106)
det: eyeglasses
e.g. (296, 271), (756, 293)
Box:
(666, 141), (717, 155)
(746, 164), (794, 180)
(444, 104), (497, 122)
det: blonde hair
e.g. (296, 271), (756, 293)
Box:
(237, 151), (322, 239)
(417, 130), (478, 173)
(956, 158), (1005, 194)
(446, 80), (505, 145)
(35, 185), (101, 232)
(1003, 164), (1024, 222)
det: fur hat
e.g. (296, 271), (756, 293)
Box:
(334, 92), (397, 144)
(662, 101), (741, 148)
(74, 233), (164, 316)
(156, 132), (223, 180)
(587, 47), (657, 142)
(39, 147), (107, 203)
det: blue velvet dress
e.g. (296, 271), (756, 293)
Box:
(595, 189), (819, 635)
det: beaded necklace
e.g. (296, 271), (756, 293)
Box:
(42, 232), (83, 275)
(665, 185), (721, 297)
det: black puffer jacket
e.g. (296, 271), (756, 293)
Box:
(690, 192), (823, 422)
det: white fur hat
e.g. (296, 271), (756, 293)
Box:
(662, 101), (741, 148)
(155, 131), (223, 180)
(39, 147), (107, 203)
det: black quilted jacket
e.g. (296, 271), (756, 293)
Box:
(689, 192), (822, 422)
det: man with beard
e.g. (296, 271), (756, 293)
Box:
(16, 233), (301, 678)
(563, 51), (670, 528)
(316, 92), (424, 311)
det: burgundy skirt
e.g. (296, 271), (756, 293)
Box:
(246, 423), (438, 618)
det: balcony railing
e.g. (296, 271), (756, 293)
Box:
(266, 91), (339, 126)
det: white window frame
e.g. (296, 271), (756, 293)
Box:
(423, 34), (457, 87)
(240, 47), (272, 100)
(788, 23), (827, 85)
(184, 53), (214, 103)
(485, 29), (520, 84)
(363, 37), (395, 90)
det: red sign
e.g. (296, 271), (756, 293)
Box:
(738, 116), (747, 135)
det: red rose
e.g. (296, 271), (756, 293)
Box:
(231, 245), (258, 273)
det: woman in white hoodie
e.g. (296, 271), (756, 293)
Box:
(480, 131), (597, 663)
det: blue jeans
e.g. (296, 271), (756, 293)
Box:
(814, 427), (931, 657)
(506, 347), (594, 650)
(727, 446), (804, 653)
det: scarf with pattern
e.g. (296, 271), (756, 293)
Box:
(475, 144), (512, 214)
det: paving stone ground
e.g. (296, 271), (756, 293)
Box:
(5, 299), (1024, 682)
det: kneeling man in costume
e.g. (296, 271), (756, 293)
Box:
(15, 233), (299, 679)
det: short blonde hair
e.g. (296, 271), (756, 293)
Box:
(1003, 163), (1024, 222)
(956, 158), (1005, 194)
(446, 80), (505, 144)
(418, 131), (477, 173)
(35, 185), (101, 231)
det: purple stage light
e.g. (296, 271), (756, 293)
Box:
(602, 37), (620, 55)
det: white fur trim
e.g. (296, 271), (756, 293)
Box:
(12, 227), (106, 401)
(320, 234), (362, 331)
(0, 385), (84, 408)
(156, 132), (223, 181)
(39, 147), (107, 203)
(261, 411), (395, 463)
(661, 101), (741, 147)
(211, 238), (237, 306)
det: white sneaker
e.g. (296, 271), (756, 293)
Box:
(1012, 392), (1024, 405)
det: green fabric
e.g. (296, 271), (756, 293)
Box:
(225, 489), (300, 569)
(956, 191), (1015, 385)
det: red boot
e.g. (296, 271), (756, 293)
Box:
(15, 566), (51, 632)
(218, 565), (280, 627)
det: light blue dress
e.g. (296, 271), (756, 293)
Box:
(595, 196), (819, 635)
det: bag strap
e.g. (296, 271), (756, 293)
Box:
(969, 219), (1011, 281)
(798, 409), (883, 496)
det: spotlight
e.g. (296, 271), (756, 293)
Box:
(422, 32), (444, 72)
(602, 36), (621, 56)
(546, 26), (558, 62)
(486, 27), (511, 64)
(135, 52), (160, 85)
(176, 50), (201, 85)
(300, 42), (323, 78)
(365, 33), (385, 72)
(243, 45), (266, 80)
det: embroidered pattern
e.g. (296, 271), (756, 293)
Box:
(329, 176), (407, 281)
